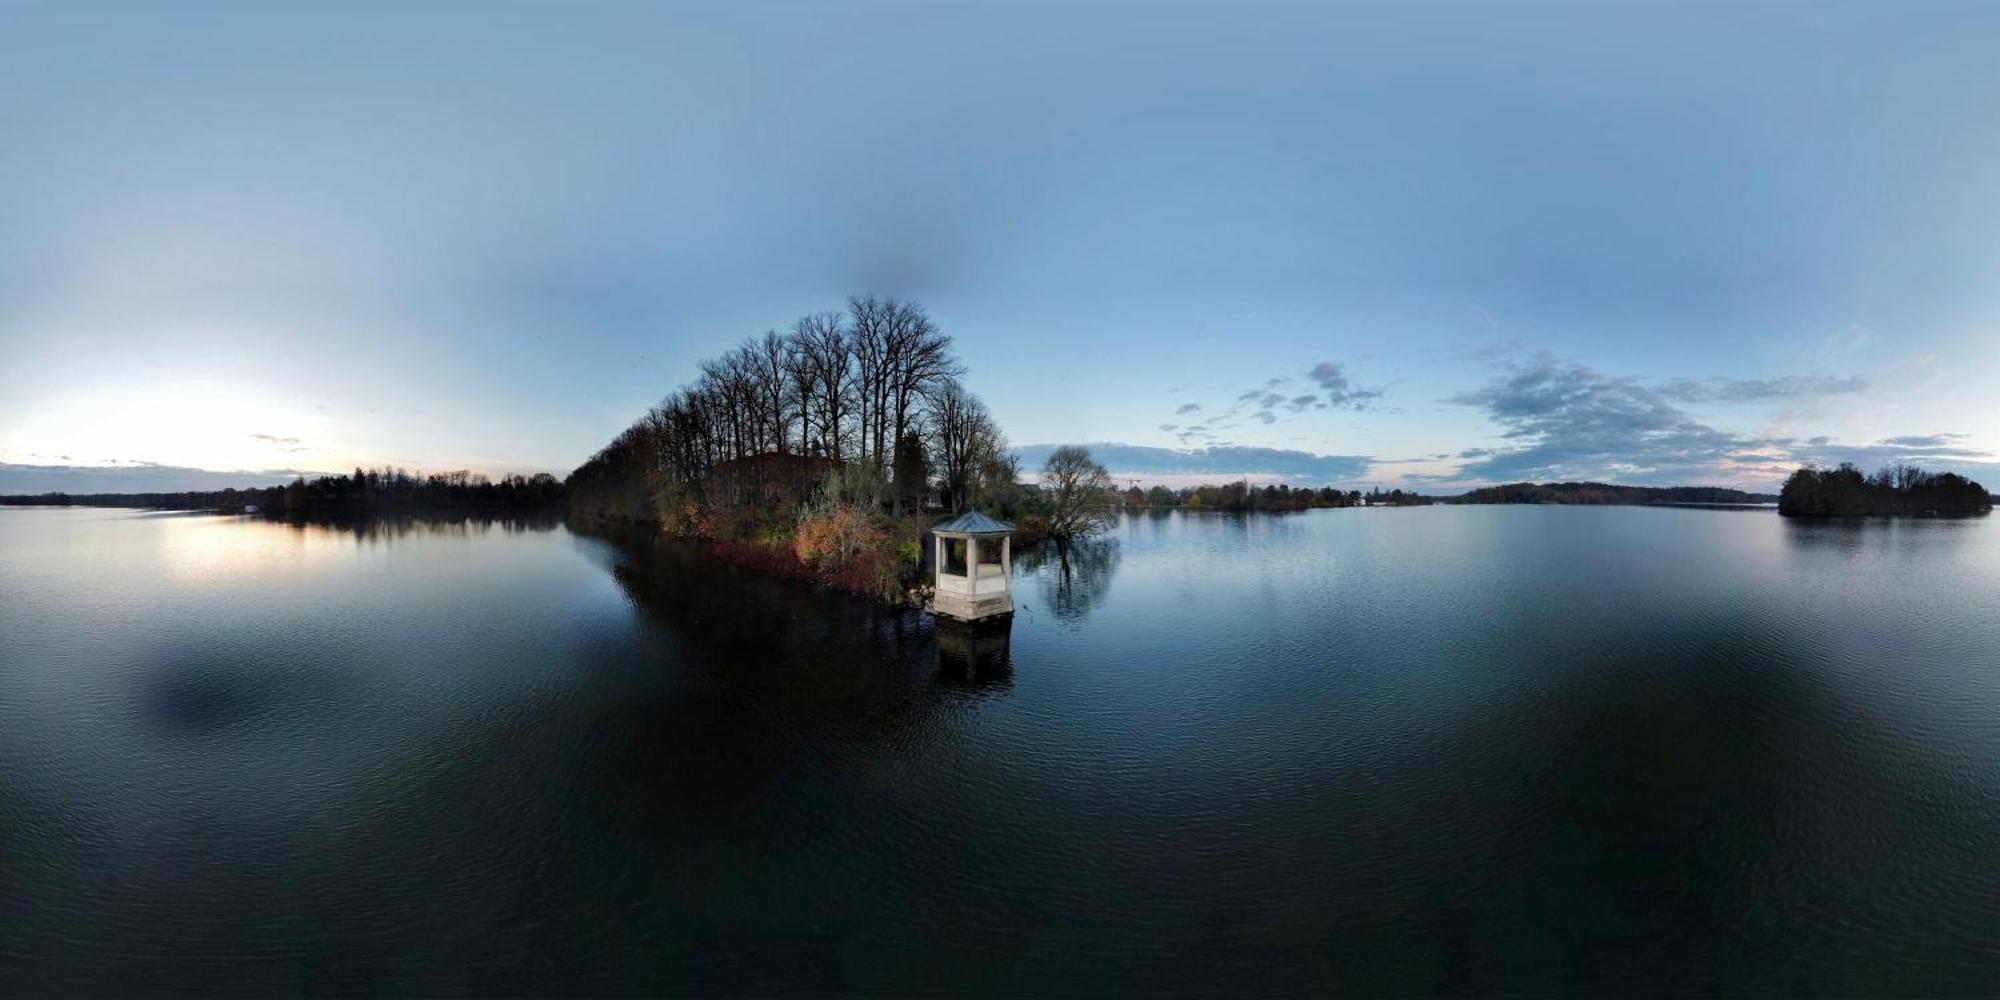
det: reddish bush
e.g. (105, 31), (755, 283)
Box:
(793, 508), (921, 604)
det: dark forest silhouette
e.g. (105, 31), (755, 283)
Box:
(1778, 464), (1991, 517)
(566, 295), (1009, 527)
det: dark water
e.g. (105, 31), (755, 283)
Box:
(3, 505), (1998, 995)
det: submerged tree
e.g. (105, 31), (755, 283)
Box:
(1040, 445), (1116, 544)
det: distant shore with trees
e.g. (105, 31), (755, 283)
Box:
(1119, 483), (1432, 511)
(1448, 482), (1776, 506)
(0, 468), (564, 517)
(1778, 464), (1991, 517)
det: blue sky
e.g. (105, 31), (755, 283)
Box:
(3, 1), (1998, 493)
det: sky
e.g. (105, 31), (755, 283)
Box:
(4, 1), (1999, 494)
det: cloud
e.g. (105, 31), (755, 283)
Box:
(249, 433), (306, 452)
(1188, 362), (1383, 430)
(1656, 375), (1867, 403)
(0, 463), (332, 495)
(1438, 351), (1998, 489)
(1174, 403), (1202, 415)
(1443, 353), (1767, 484)
(1877, 433), (1966, 449)
(1014, 443), (1372, 485)
(1307, 361), (1384, 411)
(1159, 423), (1179, 432)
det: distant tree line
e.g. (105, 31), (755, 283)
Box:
(1, 468), (564, 515)
(567, 296), (1015, 526)
(1119, 482), (1432, 511)
(1778, 464), (1991, 517)
(1449, 482), (1776, 506)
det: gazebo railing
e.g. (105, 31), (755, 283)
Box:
(936, 563), (1007, 596)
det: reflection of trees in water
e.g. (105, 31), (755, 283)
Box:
(269, 512), (563, 545)
(1013, 537), (1120, 625)
(1780, 511), (1987, 562)
(570, 525), (1015, 716)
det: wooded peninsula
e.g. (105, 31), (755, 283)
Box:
(563, 296), (1115, 603)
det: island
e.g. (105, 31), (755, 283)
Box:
(1778, 464), (1992, 517)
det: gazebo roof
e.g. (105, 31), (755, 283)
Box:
(932, 510), (1014, 535)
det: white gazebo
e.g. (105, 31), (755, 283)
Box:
(929, 511), (1014, 622)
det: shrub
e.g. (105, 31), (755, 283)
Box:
(794, 507), (920, 604)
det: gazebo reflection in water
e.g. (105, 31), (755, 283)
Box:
(934, 618), (1012, 689)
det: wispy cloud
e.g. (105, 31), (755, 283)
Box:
(1435, 351), (1995, 488)
(1307, 361), (1384, 411)
(1656, 374), (1866, 404)
(249, 433), (307, 452)
(1174, 360), (1385, 437)
(1877, 433), (1966, 449)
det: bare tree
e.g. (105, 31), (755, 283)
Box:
(792, 311), (853, 461)
(975, 446), (1019, 513)
(751, 330), (791, 454)
(1041, 445), (1116, 544)
(848, 296), (893, 472)
(928, 379), (999, 514)
(881, 299), (962, 514)
(782, 327), (819, 455)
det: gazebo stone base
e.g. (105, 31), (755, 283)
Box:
(930, 590), (1014, 622)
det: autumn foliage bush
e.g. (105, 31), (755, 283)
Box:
(793, 507), (919, 604)
(640, 463), (929, 605)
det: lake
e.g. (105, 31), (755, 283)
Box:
(2, 504), (1998, 995)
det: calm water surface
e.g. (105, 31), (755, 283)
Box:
(3, 505), (1998, 995)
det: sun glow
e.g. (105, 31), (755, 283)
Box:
(0, 380), (336, 473)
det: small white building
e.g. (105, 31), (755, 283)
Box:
(929, 511), (1014, 622)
